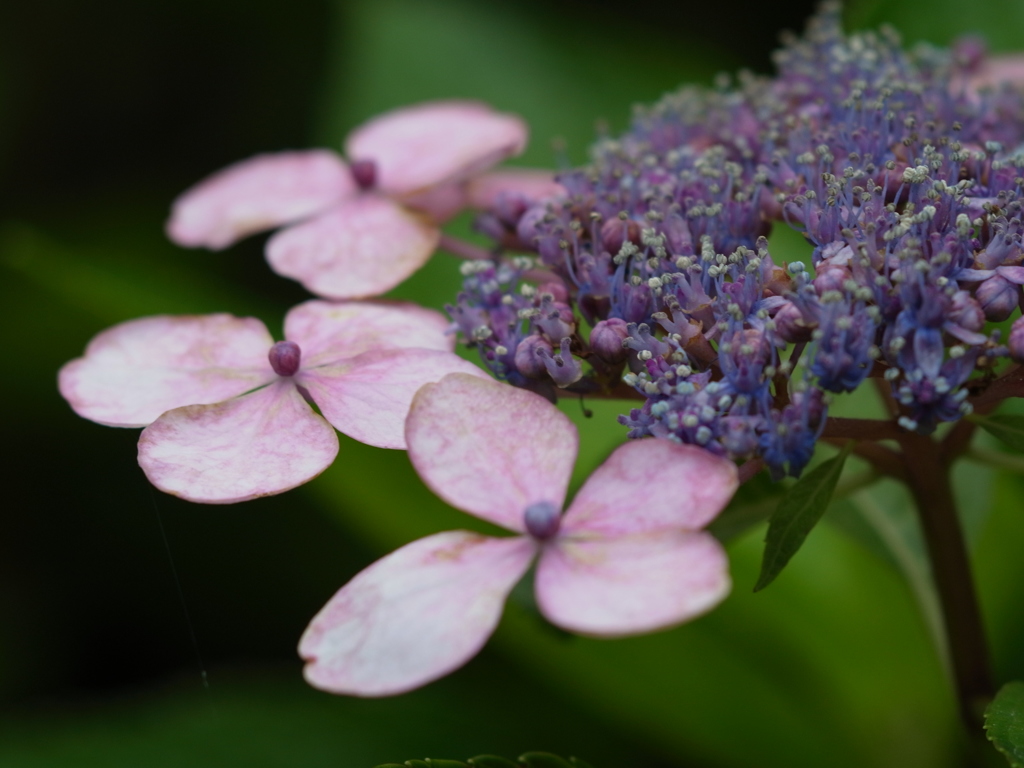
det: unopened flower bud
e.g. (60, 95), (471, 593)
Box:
(589, 318), (630, 362)
(773, 301), (814, 342)
(268, 340), (301, 377)
(537, 281), (569, 303)
(813, 264), (852, 295)
(600, 217), (642, 256)
(514, 335), (552, 378)
(1010, 317), (1024, 363)
(948, 290), (986, 332)
(976, 275), (1019, 321)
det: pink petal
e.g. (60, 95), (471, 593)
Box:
(167, 150), (356, 250)
(535, 530), (730, 636)
(300, 531), (536, 696)
(265, 196), (440, 299)
(345, 101), (527, 196)
(400, 181), (469, 223)
(561, 439), (739, 537)
(283, 299), (454, 368)
(138, 380), (339, 503)
(58, 314), (276, 428)
(296, 350), (488, 450)
(466, 169), (567, 210)
(404, 373), (578, 534)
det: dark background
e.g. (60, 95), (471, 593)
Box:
(2, 1), (1023, 766)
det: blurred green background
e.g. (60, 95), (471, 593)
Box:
(3, 1), (1024, 766)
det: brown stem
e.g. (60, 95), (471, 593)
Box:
(821, 437), (907, 481)
(897, 431), (994, 731)
(872, 377), (900, 418)
(822, 416), (904, 442)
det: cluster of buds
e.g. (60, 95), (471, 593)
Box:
(458, 3), (1024, 478)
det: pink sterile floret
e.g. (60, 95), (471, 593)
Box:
(58, 301), (486, 504)
(299, 373), (739, 697)
(166, 101), (527, 300)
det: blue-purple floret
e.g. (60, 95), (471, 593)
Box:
(449, 2), (1024, 478)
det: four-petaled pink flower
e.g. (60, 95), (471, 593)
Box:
(299, 373), (738, 696)
(166, 101), (528, 299)
(58, 301), (485, 503)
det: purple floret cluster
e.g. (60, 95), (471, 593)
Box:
(451, 3), (1024, 479)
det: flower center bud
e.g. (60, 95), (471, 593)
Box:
(268, 340), (301, 377)
(523, 501), (561, 540)
(350, 159), (377, 191)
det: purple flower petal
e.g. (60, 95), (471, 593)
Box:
(535, 530), (730, 636)
(405, 373), (578, 533)
(59, 314), (276, 427)
(300, 531), (536, 696)
(138, 380), (339, 503)
(345, 101), (527, 196)
(296, 350), (488, 449)
(266, 196), (440, 299)
(560, 439), (739, 536)
(284, 300), (455, 368)
(166, 150), (355, 249)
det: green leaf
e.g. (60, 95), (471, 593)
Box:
(517, 754), (575, 768)
(986, 682), (1024, 767)
(468, 758), (520, 768)
(755, 443), (854, 592)
(424, 761), (472, 768)
(972, 415), (1024, 454)
(568, 759), (595, 768)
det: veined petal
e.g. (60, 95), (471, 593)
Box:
(466, 169), (566, 210)
(284, 300), (454, 368)
(535, 530), (730, 637)
(345, 101), (527, 196)
(59, 314), (275, 427)
(266, 196), (439, 299)
(138, 381), (339, 504)
(167, 150), (355, 249)
(405, 373), (578, 534)
(296, 350), (487, 450)
(300, 531), (536, 697)
(561, 439), (739, 537)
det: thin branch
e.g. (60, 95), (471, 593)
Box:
(897, 431), (993, 731)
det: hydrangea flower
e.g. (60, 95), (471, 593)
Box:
(166, 101), (528, 298)
(450, 4), (1024, 477)
(58, 301), (485, 503)
(299, 373), (737, 696)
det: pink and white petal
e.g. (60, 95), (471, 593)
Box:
(138, 380), (338, 504)
(266, 196), (440, 299)
(466, 169), (567, 210)
(296, 350), (488, 450)
(561, 439), (739, 537)
(963, 54), (1024, 99)
(535, 529), (730, 637)
(404, 373), (577, 533)
(58, 314), (276, 427)
(167, 150), (356, 250)
(284, 300), (454, 368)
(300, 531), (536, 697)
(345, 101), (528, 196)
(401, 181), (469, 223)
